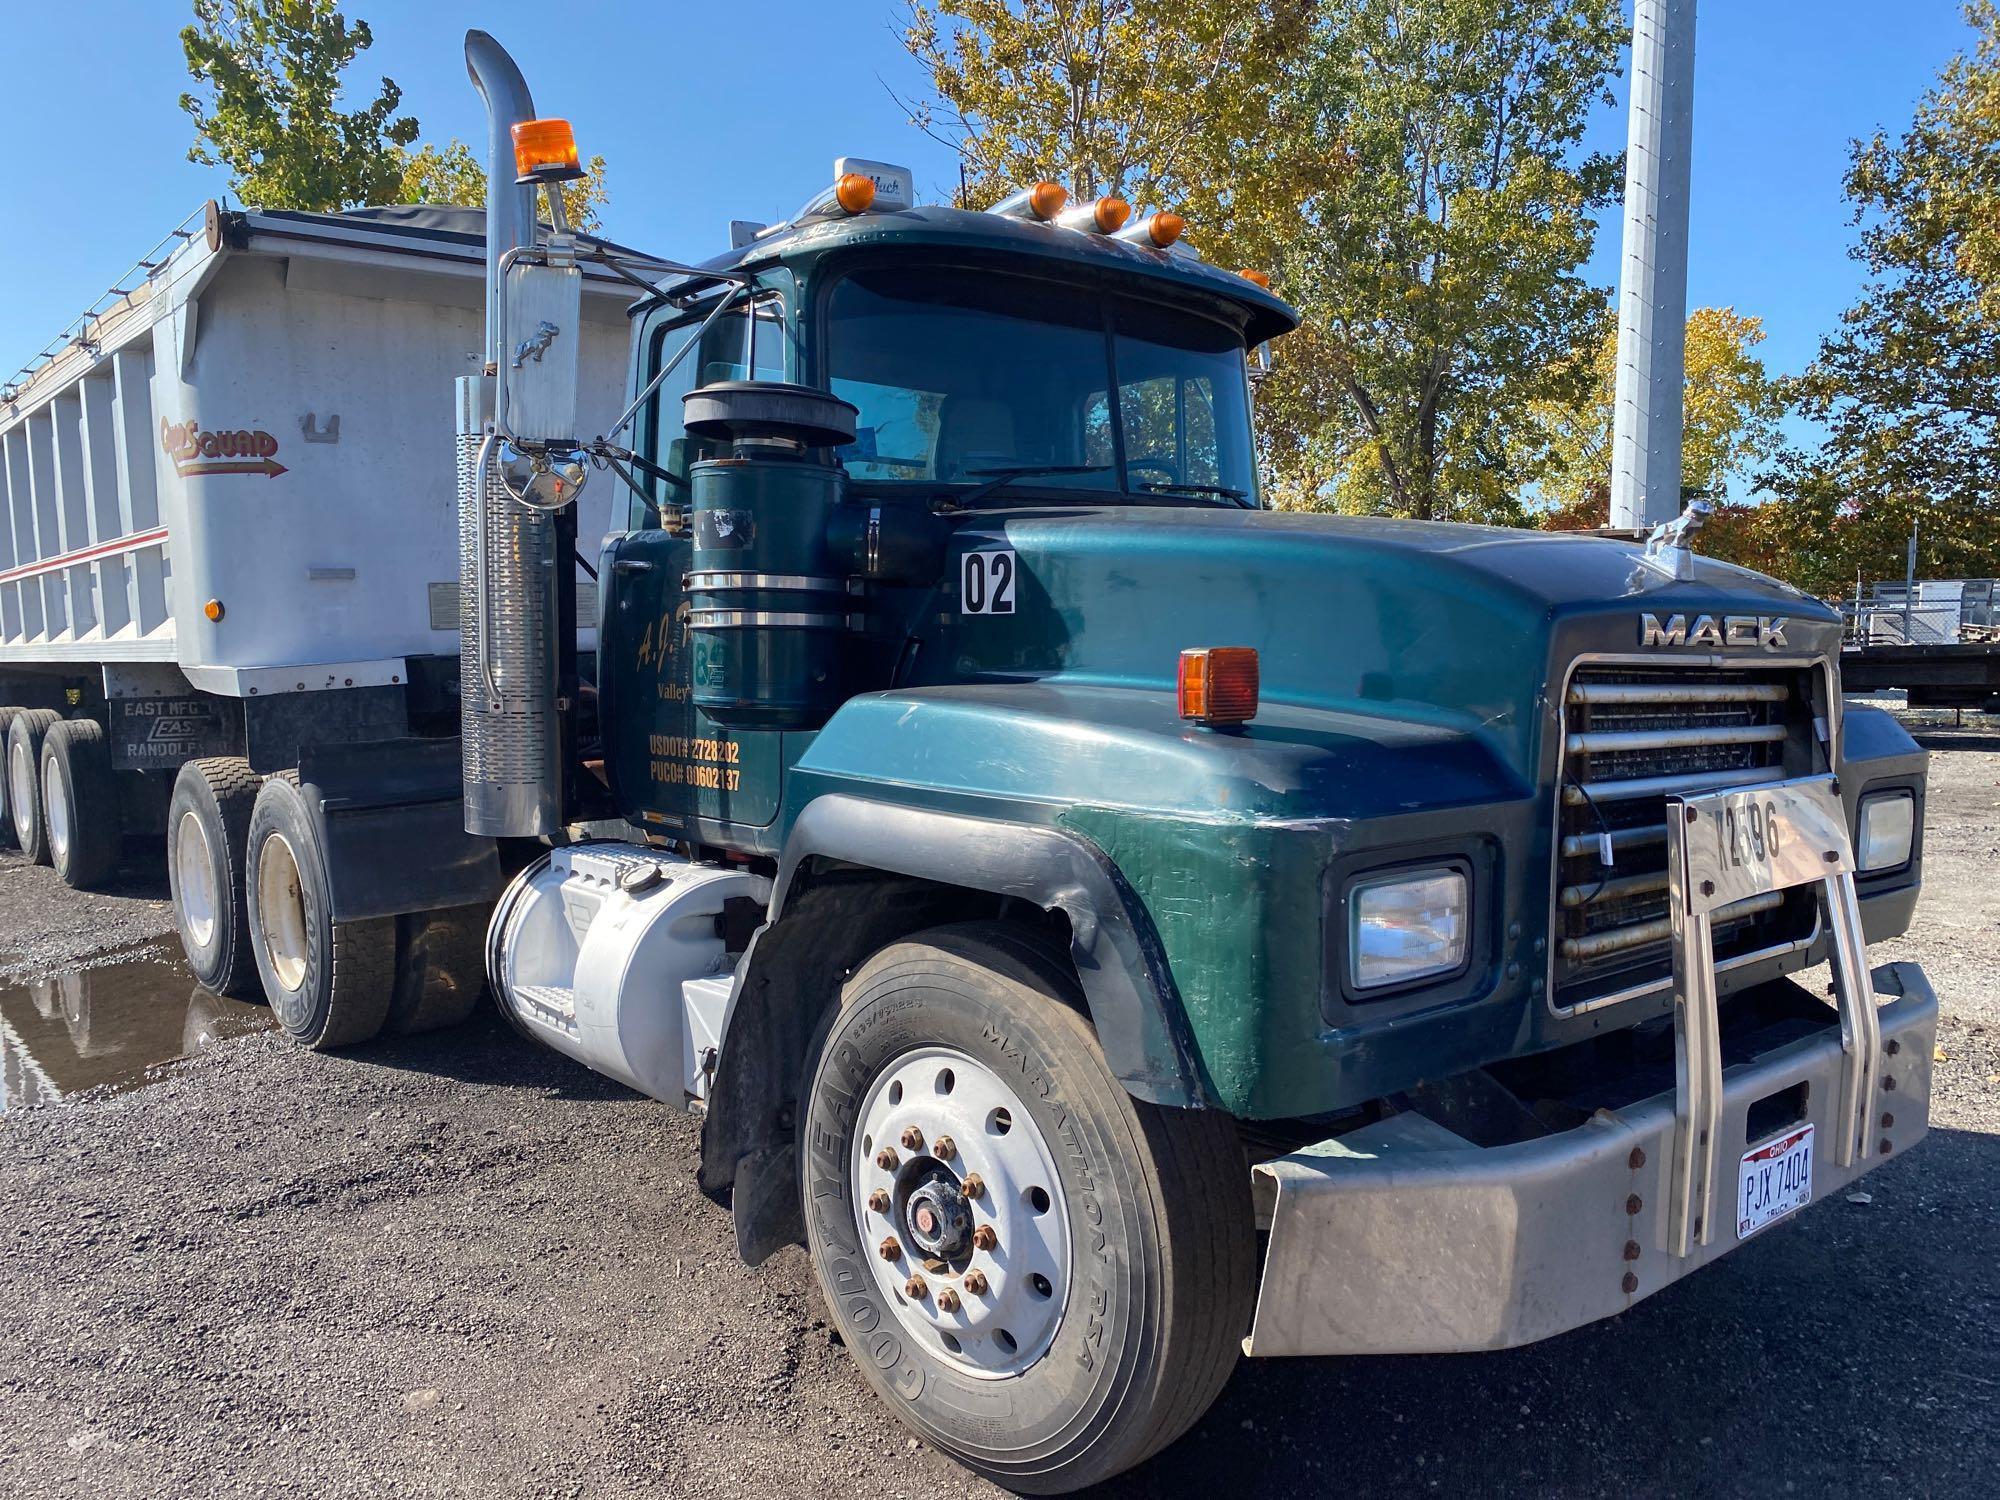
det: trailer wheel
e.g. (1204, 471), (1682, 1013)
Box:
(42, 719), (123, 889)
(6, 709), (62, 864)
(244, 772), (395, 1049)
(384, 906), (489, 1036)
(168, 759), (264, 997)
(0, 707), (20, 851)
(800, 922), (1253, 1495)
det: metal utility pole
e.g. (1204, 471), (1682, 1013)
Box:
(1609, 0), (1698, 531)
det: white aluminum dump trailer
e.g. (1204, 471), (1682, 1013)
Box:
(0, 200), (636, 1019)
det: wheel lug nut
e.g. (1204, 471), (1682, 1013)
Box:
(935, 1288), (961, 1313)
(933, 1135), (956, 1161)
(867, 1189), (891, 1214)
(962, 1270), (989, 1296)
(961, 1173), (985, 1199)
(900, 1126), (925, 1152)
(905, 1275), (928, 1300)
(972, 1224), (998, 1252)
(878, 1236), (902, 1261)
(875, 1147), (899, 1172)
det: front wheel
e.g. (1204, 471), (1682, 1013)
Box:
(800, 923), (1252, 1494)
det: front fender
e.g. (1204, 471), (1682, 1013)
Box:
(771, 794), (1210, 1107)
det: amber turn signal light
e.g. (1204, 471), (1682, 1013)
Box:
(835, 172), (878, 214)
(511, 119), (585, 184)
(1178, 647), (1259, 726)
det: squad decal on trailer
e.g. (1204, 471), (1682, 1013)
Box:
(159, 419), (287, 479)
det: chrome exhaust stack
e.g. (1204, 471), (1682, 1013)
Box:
(458, 30), (564, 838)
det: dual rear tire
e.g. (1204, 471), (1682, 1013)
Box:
(2, 709), (122, 886)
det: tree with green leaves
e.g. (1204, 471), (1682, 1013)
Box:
(1266, 0), (1627, 521)
(180, 0), (417, 211)
(1759, 1), (2000, 596)
(902, 0), (1628, 524)
(1529, 305), (1788, 528)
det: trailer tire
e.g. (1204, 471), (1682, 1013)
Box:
(169, 759), (264, 997)
(384, 906), (488, 1036)
(0, 707), (20, 851)
(800, 921), (1252, 1495)
(7, 709), (62, 864)
(245, 772), (395, 1049)
(41, 719), (122, 889)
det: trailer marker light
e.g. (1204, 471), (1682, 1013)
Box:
(835, 173), (877, 214)
(511, 119), (585, 184)
(203, 598), (225, 622)
(1178, 647), (1258, 726)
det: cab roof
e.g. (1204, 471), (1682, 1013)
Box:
(664, 203), (1301, 346)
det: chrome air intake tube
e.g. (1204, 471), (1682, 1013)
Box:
(459, 31), (563, 837)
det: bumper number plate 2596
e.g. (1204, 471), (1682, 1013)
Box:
(1737, 1123), (1813, 1239)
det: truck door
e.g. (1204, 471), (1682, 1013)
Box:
(600, 295), (791, 835)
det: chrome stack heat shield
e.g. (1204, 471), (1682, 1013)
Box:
(457, 373), (562, 837)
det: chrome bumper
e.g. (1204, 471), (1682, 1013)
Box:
(1244, 962), (1937, 1358)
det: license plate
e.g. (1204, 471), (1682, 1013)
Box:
(1737, 1123), (1814, 1239)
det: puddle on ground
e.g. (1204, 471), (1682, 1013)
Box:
(0, 947), (273, 1113)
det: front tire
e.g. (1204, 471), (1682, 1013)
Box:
(41, 719), (122, 889)
(244, 772), (395, 1048)
(800, 922), (1252, 1494)
(6, 709), (62, 863)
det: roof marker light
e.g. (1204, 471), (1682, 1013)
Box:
(1238, 267), (1272, 288)
(1114, 211), (1185, 249)
(1178, 647), (1259, 726)
(1057, 196), (1131, 235)
(989, 181), (1069, 221)
(511, 119), (585, 184)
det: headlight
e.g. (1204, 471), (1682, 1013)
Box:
(1857, 792), (1915, 873)
(1349, 867), (1469, 991)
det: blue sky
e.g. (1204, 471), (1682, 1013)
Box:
(1, 1), (1980, 425)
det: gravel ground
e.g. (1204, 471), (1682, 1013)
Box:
(0, 705), (1994, 1499)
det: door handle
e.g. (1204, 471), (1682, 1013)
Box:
(611, 559), (656, 576)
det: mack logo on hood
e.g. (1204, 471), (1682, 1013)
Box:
(1640, 612), (1789, 649)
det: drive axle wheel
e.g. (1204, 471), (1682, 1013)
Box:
(0, 707), (20, 851)
(802, 923), (1253, 1494)
(244, 772), (394, 1049)
(6, 709), (62, 863)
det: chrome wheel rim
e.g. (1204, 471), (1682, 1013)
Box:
(175, 811), (218, 950)
(42, 756), (69, 863)
(255, 831), (310, 994)
(852, 1045), (1071, 1379)
(8, 740), (33, 841)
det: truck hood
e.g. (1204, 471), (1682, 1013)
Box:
(909, 506), (1840, 780)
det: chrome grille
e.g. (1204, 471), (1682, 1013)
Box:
(1552, 666), (1813, 1011)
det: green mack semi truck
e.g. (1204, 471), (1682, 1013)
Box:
(137, 33), (1946, 1494)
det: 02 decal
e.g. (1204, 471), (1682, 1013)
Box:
(960, 547), (1017, 615)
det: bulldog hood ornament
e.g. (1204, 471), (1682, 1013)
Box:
(1635, 498), (1714, 583)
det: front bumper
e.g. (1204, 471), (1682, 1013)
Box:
(1244, 961), (1937, 1357)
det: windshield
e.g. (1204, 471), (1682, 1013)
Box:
(826, 266), (1258, 504)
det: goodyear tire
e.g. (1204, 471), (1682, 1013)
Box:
(800, 922), (1253, 1494)
(0, 707), (20, 851)
(6, 709), (62, 864)
(244, 772), (395, 1049)
(168, 758), (264, 997)
(41, 719), (123, 890)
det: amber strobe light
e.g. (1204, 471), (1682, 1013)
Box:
(835, 172), (878, 213)
(511, 119), (585, 183)
(1178, 647), (1259, 725)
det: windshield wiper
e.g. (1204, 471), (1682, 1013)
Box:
(1137, 480), (1249, 504)
(933, 464), (1114, 513)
